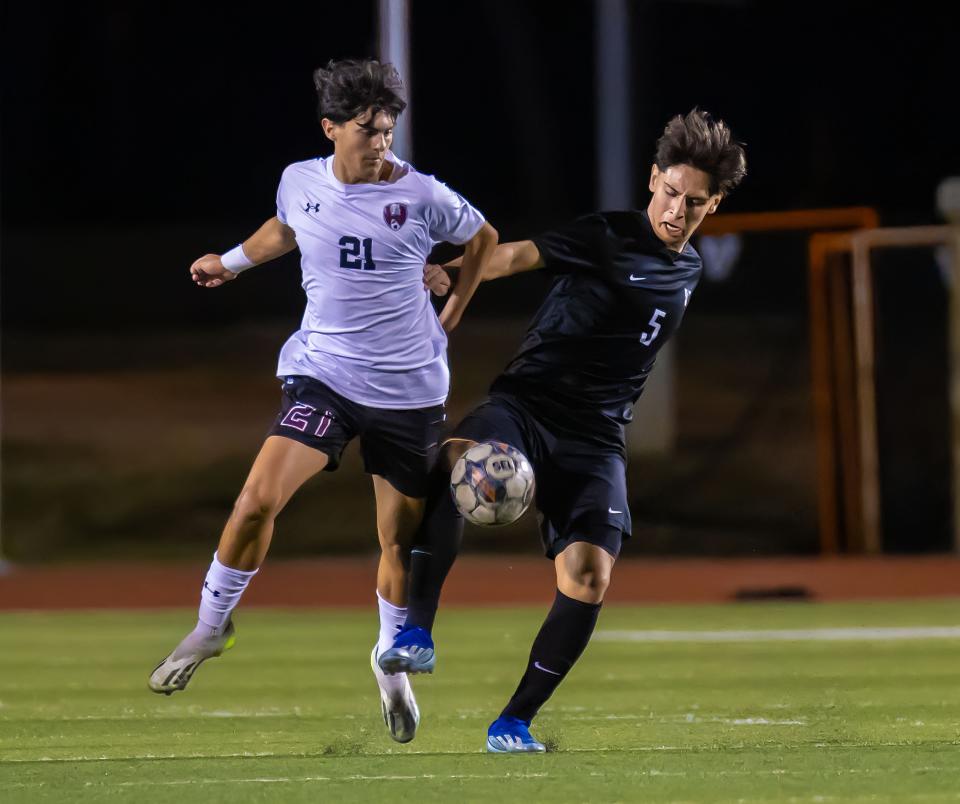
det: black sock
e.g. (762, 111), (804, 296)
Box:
(501, 589), (601, 723)
(405, 464), (464, 633)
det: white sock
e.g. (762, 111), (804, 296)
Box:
(377, 591), (407, 655)
(376, 591), (408, 692)
(196, 552), (258, 634)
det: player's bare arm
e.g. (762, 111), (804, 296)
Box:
(437, 221), (498, 332)
(433, 239), (544, 287)
(480, 240), (544, 280)
(190, 216), (298, 288)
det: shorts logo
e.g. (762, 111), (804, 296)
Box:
(383, 202), (408, 231)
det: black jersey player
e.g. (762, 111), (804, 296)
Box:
(380, 109), (747, 752)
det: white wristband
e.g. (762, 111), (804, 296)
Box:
(220, 244), (255, 274)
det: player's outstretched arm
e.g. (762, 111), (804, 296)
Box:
(480, 240), (544, 281)
(190, 216), (297, 288)
(437, 221), (498, 332)
(438, 240), (544, 284)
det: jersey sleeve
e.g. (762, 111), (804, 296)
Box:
(276, 166), (291, 225)
(531, 213), (613, 275)
(423, 177), (486, 245)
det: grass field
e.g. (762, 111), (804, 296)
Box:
(3, 600), (960, 802)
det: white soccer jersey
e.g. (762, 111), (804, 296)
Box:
(274, 153), (485, 409)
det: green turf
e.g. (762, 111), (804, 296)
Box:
(2, 600), (960, 802)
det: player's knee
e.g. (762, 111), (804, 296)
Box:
(570, 564), (611, 598)
(561, 549), (613, 602)
(232, 484), (283, 530)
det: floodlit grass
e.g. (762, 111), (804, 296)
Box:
(2, 600), (960, 802)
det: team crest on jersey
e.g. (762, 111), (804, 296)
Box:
(383, 202), (408, 231)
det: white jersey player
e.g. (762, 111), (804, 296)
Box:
(148, 59), (498, 746)
(274, 149), (481, 409)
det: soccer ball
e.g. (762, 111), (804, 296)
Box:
(450, 441), (536, 526)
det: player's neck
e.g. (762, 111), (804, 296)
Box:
(331, 155), (394, 185)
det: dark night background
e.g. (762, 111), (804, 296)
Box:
(1, 0), (957, 559)
(3, 0), (956, 327)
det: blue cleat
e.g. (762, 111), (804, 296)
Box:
(486, 716), (546, 753)
(377, 625), (435, 675)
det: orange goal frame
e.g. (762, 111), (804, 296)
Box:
(697, 207), (881, 553)
(809, 225), (955, 554)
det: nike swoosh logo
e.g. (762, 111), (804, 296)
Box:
(629, 275), (646, 281)
(534, 661), (562, 676)
(608, 507), (623, 515)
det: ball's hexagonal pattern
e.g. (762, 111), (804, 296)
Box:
(450, 441), (536, 526)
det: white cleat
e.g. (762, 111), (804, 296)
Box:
(148, 621), (236, 695)
(371, 645), (420, 743)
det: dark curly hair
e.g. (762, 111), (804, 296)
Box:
(655, 109), (747, 196)
(312, 58), (407, 125)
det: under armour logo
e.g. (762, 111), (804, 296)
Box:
(203, 581), (221, 598)
(304, 202), (321, 213)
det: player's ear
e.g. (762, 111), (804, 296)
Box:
(707, 193), (723, 215)
(648, 164), (660, 193)
(320, 118), (338, 143)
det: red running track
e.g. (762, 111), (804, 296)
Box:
(2, 555), (960, 609)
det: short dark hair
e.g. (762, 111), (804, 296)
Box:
(655, 109), (747, 196)
(312, 58), (407, 125)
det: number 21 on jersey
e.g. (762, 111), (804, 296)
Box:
(639, 309), (666, 346)
(339, 236), (376, 270)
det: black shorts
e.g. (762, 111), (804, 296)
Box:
(267, 375), (445, 499)
(452, 393), (631, 559)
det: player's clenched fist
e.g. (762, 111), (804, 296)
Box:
(190, 254), (237, 288)
(423, 263), (451, 296)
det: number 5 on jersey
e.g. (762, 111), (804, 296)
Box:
(339, 236), (377, 270)
(639, 309), (666, 346)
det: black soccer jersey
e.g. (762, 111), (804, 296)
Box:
(489, 209), (701, 450)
